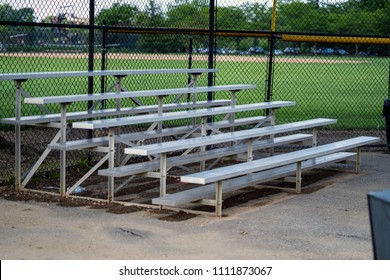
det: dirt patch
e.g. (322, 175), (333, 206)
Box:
(0, 155), (349, 222)
(106, 205), (145, 214)
(158, 211), (199, 222)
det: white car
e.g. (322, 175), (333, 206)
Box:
(274, 49), (284, 55)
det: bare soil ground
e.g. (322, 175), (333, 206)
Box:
(0, 165), (340, 221)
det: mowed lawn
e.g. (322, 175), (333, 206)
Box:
(0, 53), (388, 130)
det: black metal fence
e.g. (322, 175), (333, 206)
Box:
(1, 0), (389, 182)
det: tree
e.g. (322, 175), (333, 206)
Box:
(349, 0), (386, 11)
(217, 6), (247, 31)
(242, 2), (271, 31)
(136, 0), (173, 53)
(136, 0), (166, 27)
(167, 0), (209, 29)
(96, 3), (140, 26)
(95, 3), (141, 49)
(0, 4), (35, 22)
(0, 4), (36, 46)
(278, 2), (328, 33)
(215, 6), (248, 50)
(165, 0), (209, 52)
(308, 0), (320, 9)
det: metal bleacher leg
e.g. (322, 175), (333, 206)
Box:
(200, 116), (206, 171)
(60, 103), (68, 197)
(312, 128), (318, 147)
(247, 139), (254, 161)
(157, 96), (164, 143)
(215, 181), (223, 217)
(230, 91), (237, 133)
(296, 161), (302, 193)
(108, 128), (115, 202)
(356, 147), (361, 174)
(160, 153), (167, 197)
(190, 74), (199, 126)
(14, 80), (24, 191)
(115, 77), (122, 166)
(269, 108), (276, 156)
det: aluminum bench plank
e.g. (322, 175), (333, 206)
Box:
(23, 84), (256, 105)
(73, 101), (295, 130)
(0, 68), (218, 80)
(152, 152), (357, 207)
(49, 116), (268, 151)
(181, 136), (379, 185)
(1, 100), (231, 125)
(98, 134), (313, 177)
(125, 118), (335, 156)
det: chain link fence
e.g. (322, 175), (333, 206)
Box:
(0, 0), (389, 182)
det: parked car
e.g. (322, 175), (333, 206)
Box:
(274, 49), (284, 55)
(283, 47), (299, 54)
(337, 49), (349, 55)
(216, 48), (228, 54)
(313, 48), (336, 55)
(324, 48), (336, 55)
(265, 49), (284, 56)
(238, 50), (249, 55)
(248, 47), (264, 54)
(197, 48), (209, 54)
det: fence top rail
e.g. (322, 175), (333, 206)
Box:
(23, 84), (256, 105)
(0, 68), (218, 81)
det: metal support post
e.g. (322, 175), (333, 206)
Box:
(157, 95), (164, 143)
(160, 153), (167, 197)
(265, 34), (275, 116)
(269, 108), (276, 156)
(247, 139), (254, 162)
(59, 103), (68, 196)
(14, 80), (25, 191)
(200, 116), (207, 171)
(230, 91), (237, 133)
(312, 128), (318, 147)
(115, 76), (123, 165)
(296, 161), (302, 193)
(356, 147), (361, 174)
(215, 181), (223, 217)
(108, 128), (115, 202)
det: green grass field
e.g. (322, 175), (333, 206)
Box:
(0, 54), (388, 130)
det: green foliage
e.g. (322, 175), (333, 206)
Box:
(0, 4), (35, 22)
(96, 3), (140, 26)
(167, 0), (209, 29)
(76, 157), (91, 173)
(2, 1), (390, 54)
(242, 2), (271, 31)
(1, 1), (390, 37)
(3, 175), (15, 189)
(0, 4), (36, 44)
